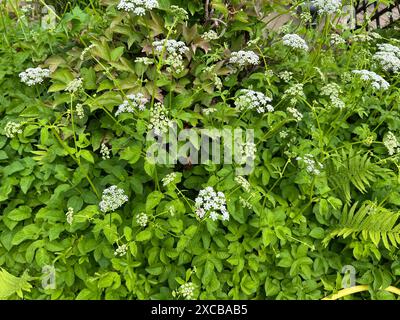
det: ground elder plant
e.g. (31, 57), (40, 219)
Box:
(1, 0), (400, 301)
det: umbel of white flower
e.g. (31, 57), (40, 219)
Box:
(242, 141), (257, 161)
(202, 30), (219, 41)
(383, 131), (399, 156)
(4, 121), (23, 138)
(278, 71), (293, 82)
(65, 77), (83, 93)
(66, 207), (74, 225)
(352, 70), (389, 90)
(195, 187), (229, 221)
(373, 43), (400, 73)
(152, 39), (189, 73)
(114, 243), (128, 257)
(296, 154), (323, 175)
(229, 50), (260, 67)
(115, 93), (148, 116)
(287, 107), (303, 121)
(136, 212), (148, 227)
(117, 0), (158, 15)
(162, 172), (178, 187)
(282, 34), (309, 51)
(99, 185), (129, 213)
(311, 0), (342, 15)
(330, 34), (345, 46)
(148, 102), (173, 136)
(320, 83), (345, 109)
(235, 89), (274, 114)
(179, 282), (196, 300)
(100, 142), (111, 160)
(235, 176), (251, 193)
(19, 67), (51, 86)
(76, 104), (85, 119)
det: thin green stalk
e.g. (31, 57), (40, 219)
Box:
(50, 127), (100, 198)
(70, 95), (79, 155)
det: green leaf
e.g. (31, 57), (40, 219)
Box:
(110, 47), (125, 61)
(146, 191), (164, 212)
(202, 260), (214, 285)
(310, 227), (325, 239)
(136, 230), (152, 242)
(145, 265), (163, 275)
(0, 150), (8, 160)
(2, 161), (24, 177)
(79, 150), (95, 163)
(47, 82), (67, 93)
(20, 176), (35, 194)
(120, 145), (142, 164)
(12, 225), (40, 245)
(0, 269), (32, 299)
(7, 206), (32, 221)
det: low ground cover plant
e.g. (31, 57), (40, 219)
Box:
(1, 0), (400, 300)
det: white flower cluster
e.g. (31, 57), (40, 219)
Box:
(65, 77), (83, 93)
(321, 83), (345, 109)
(300, 11), (312, 23)
(229, 50), (260, 67)
(4, 121), (23, 138)
(80, 44), (95, 60)
(282, 34), (309, 51)
(114, 243), (128, 257)
(235, 89), (274, 114)
(239, 196), (252, 209)
(19, 67), (50, 86)
(235, 176), (251, 193)
(202, 30), (219, 41)
(280, 130), (289, 139)
(135, 57), (154, 65)
(195, 187), (229, 221)
(152, 39), (189, 73)
(115, 93), (148, 116)
(117, 0), (158, 15)
(351, 32), (381, 43)
(170, 5), (188, 21)
(148, 102), (173, 136)
(76, 104), (85, 119)
(284, 83), (305, 105)
(296, 154), (323, 175)
(66, 207), (74, 225)
(311, 0), (342, 15)
(203, 108), (217, 115)
(330, 34), (345, 46)
(373, 43), (400, 73)
(136, 212), (148, 227)
(153, 39), (189, 56)
(352, 70), (389, 90)
(287, 107), (303, 121)
(99, 185), (129, 213)
(100, 143), (111, 160)
(242, 142), (257, 161)
(162, 172), (178, 187)
(179, 282), (196, 300)
(278, 71), (293, 82)
(285, 83), (305, 97)
(383, 131), (399, 156)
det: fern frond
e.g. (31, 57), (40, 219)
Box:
(327, 147), (378, 204)
(323, 201), (400, 249)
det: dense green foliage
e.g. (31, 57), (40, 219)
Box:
(1, 0), (400, 300)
